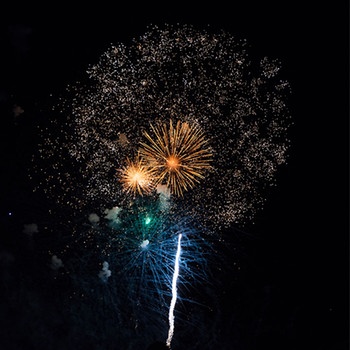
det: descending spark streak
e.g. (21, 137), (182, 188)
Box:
(166, 233), (182, 348)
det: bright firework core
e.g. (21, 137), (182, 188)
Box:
(130, 169), (144, 184)
(166, 155), (180, 170)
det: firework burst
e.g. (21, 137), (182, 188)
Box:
(139, 119), (212, 196)
(119, 156), (155, 196)
(53, 194), (216, 346)
(28, 23), (292, 348)
(32, 23), (291, 229)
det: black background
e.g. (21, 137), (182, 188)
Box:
(0, 3), (348, 350)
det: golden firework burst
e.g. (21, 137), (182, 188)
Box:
(139, 119), (212, 196)
(119, 156), (155, 196)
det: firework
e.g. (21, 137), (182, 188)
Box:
(119, 156), (155, 196)
(104, 196), (211, 306)
(32, 23), (291, 229)
(55, 195), (215, 345)
(29, 23), (292, 348)
(139, 119), (212, 196)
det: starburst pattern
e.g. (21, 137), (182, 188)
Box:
(119, 156), (155, 195)
(139, 119), (212, 196)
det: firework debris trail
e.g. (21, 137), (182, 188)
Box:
(166, 233), (182, 348)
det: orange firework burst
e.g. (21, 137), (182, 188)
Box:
(139, 120), (212, 196)
(119, 156), (155, 196)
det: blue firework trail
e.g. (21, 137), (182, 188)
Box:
(104, 196), (211, 309)
(55, 194), (216, 346)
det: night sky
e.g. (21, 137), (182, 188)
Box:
(0, 3), (348, 350)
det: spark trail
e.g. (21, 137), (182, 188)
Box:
(166, 233), (182, 348)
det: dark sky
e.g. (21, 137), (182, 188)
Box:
(0, 3), (348, 350)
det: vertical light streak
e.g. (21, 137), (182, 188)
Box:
(166, 233), (182, 348)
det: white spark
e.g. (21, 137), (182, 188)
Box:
(166, 233), (182, 348)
